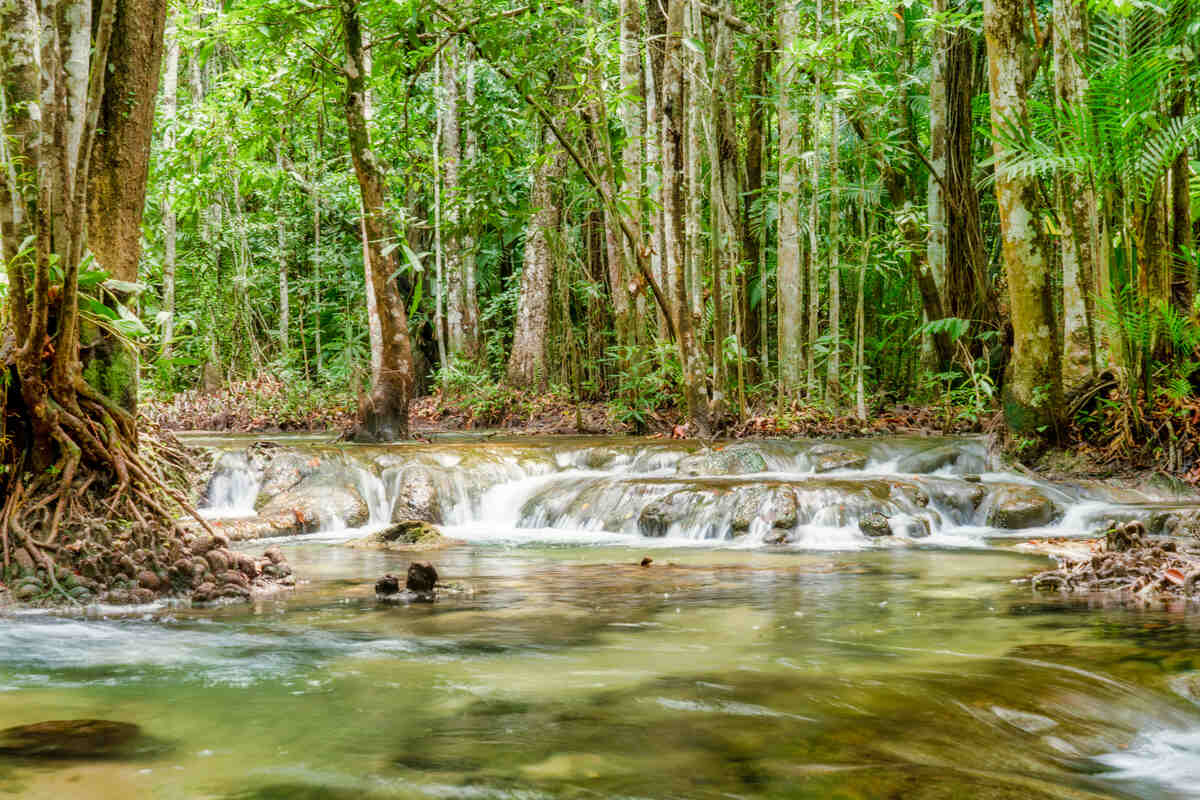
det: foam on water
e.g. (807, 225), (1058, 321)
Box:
(1093, 727), (1200, 799)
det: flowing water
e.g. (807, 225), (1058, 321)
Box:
(4, 434), (1200, 799)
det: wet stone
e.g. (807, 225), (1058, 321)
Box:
(896, 445), (961, 474)
(986, 486), (1057, 529)
(375, 573), (401, 596)
(406, 562), (439, 593)
(809, 445), (868, 473)
(859, 513), (893, 538)
(389, 466), (444, 524)
(676, 444), (768, 476)
(0, 719), (143, 759)
(730, 487), (798, 534)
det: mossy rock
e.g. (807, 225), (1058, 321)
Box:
(346, 520), (457, 551)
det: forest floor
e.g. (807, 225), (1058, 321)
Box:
(144, 377), (987, 439)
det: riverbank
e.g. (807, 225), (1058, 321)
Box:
(144, 379), (987, 439)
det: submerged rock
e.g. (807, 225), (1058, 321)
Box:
(0, 719), (142, 759)
(375, 573), (401, 596)
(859, 513), (893, 538)
(986, 486), (1058, 529)
(808, 444), (868, 473)
(346, 520), (456, 551)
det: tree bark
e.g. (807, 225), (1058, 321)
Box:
(662, 0), (713, 433)
(460, 50), (481, 357)
(1053, 0), (1100, 393)
(161, 10), (179, 359)
(825, 0), (841, 406)
(984, 0), (1061, 436)
(442, 36), (469, 358)
(617, 0), (644, 345)
(777, 0), (804, 398)
(507, 131), (565, 389)
(340, 0), (415, 441)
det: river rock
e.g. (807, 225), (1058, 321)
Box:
(676, 444), (768, 476)
(859, 513), (893, 538)
(406, 562), (439, 593)
(258, 464), (369, 531)
(388, 466), (444, 524)
(894, 517), (932, 538)
(638, 490), (713, 537)
(0, 719), (142, 759)
(375, 573), (401, 596)
(896, 445), (962, 474)
(257, 449), (321, 504)
(986, 486), (1058, 529)
(346, 520), (455, 551)
(809, 444), (868, 473)
(730, 487), (798, 534)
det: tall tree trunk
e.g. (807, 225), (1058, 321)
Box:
(82, 0), (167, 414)
(684, 1), (704, 328)
(161, 10), (179, 359)
(984, 0), (1061, 436)
(807, 0), (823, 401)
(1169, 87), (1193, 311)
(442, 36), (468, 357)
(461, 51), (481, 357)
(275, 141), (290, 355)
(742, 36), (768, 381)
(646, 0), (670, 339)
(928, 0), (949, 308)
(777, 0), (805, 398)
(1053, 0), (1100, 393)
(662, 0), (713, 433)
(507, 131), (565, 389)
(340, 0), (415, 441)
(618, 0), (644, 346)
(825, 0), (841, 406)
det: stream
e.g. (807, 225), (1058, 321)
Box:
(3, 434), (1200, 798)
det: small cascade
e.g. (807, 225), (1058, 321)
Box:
(213, 433), (1194, 549)
(199, 452), (260, 519)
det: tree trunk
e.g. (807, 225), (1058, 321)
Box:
(276, 142), (290, 354)
(777, 0), (804, 398)
(825, 0), (841, 406)
(928, 0), (948, 308)
(82, 0), (166, 414)
(461, 51), (481, 357)
(618, 0), (644, 346)
(662, 0), (713, 433)
(807, 0), (823, 401)
(1170, 87), (1193, 311)
(161, 11), (179, 359)
(742, 37), (768, 381)
(984, 0), (1061, 436)
(340, 0), (415, 441)
(442, 36), (468, 358)
(507, 132), (565, 389)
(1053, 0), (1100, 393)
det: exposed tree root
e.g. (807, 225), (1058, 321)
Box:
(1, 390), (293, 606)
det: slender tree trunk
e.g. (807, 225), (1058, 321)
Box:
(928, 0), (948, 307)
(684, 1), (704, 328)
(646, 0), (669, 339)
(443, 36), (468, 357)
(161, 11), (179, 359)
(461, 51), (481, 357)
(340, 0), (415, 441)
(433, 50), (448, 378)
(984, 0), (1061, 435)
(507, 131), (565, 389)
(777, 0), (804, 398)
(807, 0), (823, 401)
(618, 0), (644, 346)
(662, 0), (712, 433)
(1170, 87), (1193, 311)
(742, 35), (768, 381)
(825, 0), (841, 406)
(276, 144), (289, 355)
(1053, 0), (1100, 392)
